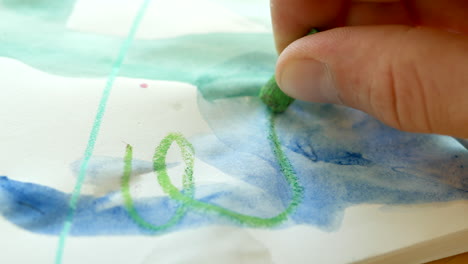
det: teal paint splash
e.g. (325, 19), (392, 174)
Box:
(121, 113), (303, 230)
(1, 0), (76, 21)
(54, 0), (152, 263)
(196, 52), (276, 100)
(0, 0), (276, 84)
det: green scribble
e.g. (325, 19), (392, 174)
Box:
(122, 112), (304, 230)
(122, 141), (192, 231)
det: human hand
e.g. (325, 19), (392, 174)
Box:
(271, 0), (468, 137)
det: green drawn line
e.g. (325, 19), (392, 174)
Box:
(121, 138), (193, 231)
(122, 112), (304, 230)
(54, 0), (152, 263)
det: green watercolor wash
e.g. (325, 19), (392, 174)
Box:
(121, 112), (304, 230)
(1, 0), (76, 21)
(196, 52), (276, 100)
(1, 0), (276, 98)
(0, 5), (275, 82)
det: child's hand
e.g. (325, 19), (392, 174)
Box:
(272, 0), (468, 137)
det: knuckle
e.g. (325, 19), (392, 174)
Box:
(369, 28), (434, 133)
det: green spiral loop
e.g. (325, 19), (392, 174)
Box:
(121, 112), (304, 231)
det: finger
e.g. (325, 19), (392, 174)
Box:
(406, 0), (468, 33)
(353, 0), (399, 2)
(270, 0), (346, 53)
(276, 25), (468, 137)
(346, 1), (412, 26)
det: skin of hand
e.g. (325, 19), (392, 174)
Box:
(271, 0), (468, 138)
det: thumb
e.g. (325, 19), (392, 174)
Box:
(276, 25), (468, 138)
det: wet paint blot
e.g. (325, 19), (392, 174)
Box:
(140, 83), (148, 88)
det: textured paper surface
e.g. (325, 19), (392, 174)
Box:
(1, 1), (467, 263)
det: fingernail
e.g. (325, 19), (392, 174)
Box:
(278, 59), (339, 104)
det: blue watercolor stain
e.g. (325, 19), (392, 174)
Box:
(1, 92), (467, 235)
(0, 176), (281, 235)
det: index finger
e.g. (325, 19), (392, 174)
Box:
(271, 0), (347, 53)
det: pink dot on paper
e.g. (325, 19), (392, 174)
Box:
(140, 83), (148, 88)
